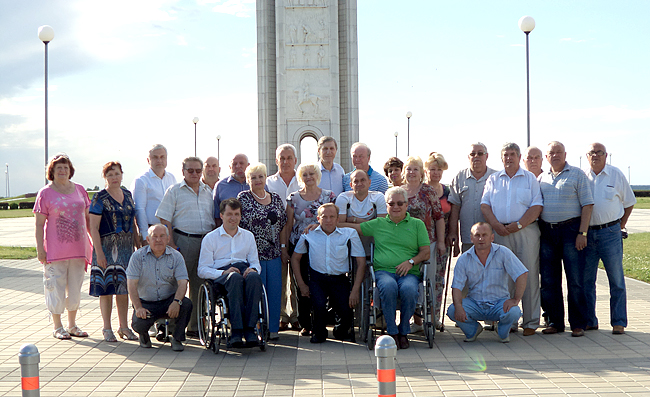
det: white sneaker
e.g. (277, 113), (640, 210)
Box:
(464, 325), (483, 342)
(410, 323), (424, 334)
(148, 325), (157, 337)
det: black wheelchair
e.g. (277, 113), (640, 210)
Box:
(357, 244), (436, 349)
(196, 279), (270, 353)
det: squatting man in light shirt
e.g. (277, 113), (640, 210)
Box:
(447, 222), (528, 343)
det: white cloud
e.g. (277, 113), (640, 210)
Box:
(176, 35), (188, 46)
(211, 0), (254, 18)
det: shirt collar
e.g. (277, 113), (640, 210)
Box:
(387, 212), (411, 225)
(180, 179), (207, 191)
(467, 243), (497, 266)
(145, 245), (173, 258)
(314, 225), (342, 236)
(217, 225), (242, 238)
(590, 164), (610, 177)
(226, 175), (247, 185)
(352, 166), (374, 177)
(147, 168), (166, 179)
(497, 166), (525, 179)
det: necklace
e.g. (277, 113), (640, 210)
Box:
(251, 190), (268, 201)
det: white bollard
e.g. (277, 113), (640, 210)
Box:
(375, 335), (397, 397)
(18, 344), (40, 397)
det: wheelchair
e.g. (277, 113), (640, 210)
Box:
(357, 244), (436, 349)
(196, 278), (270, 354)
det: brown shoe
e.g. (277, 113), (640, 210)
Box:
(523, 328), (536, 336)
(585, 325), (599, 331)
(399, 334), (410, 350)
(279, 321), (290, 331)
(612, 326), (625, 335)
(542, 326), (563, 334)
(571, 328), (585, 337)
(291, 321), (302, 331)
(390, 334), (401, 350)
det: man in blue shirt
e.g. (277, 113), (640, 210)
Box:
(213, 154), (250, 227)
(447, 222), (528, 343)
(342, 142), (388, 194)
(291, 203), (367, 343)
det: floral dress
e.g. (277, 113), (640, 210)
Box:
(407, 183), (444, 243)
(88, 188), (136, 296)
(287, 189), (336, 245)
(238, 191), (288, 261)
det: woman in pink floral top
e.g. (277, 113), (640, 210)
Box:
(34, 154), (92, 340)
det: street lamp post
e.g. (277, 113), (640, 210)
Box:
(393, 132), (398, 157)
(38, 25), (54, 185)
(405, 111), (412, 156)
(216, 135), (221, 160)
(5, 163), (8, 198)
(519, 16), (535, 148)
(192, 117), (199, 156)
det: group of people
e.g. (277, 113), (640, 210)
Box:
(33, 136), (635, 352)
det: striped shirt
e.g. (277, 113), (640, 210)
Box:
(342, 166), (388, 194)
(451, 243), (528, 304)
(538, 162), (594, 223)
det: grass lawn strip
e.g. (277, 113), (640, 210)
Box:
(0, 246), (37, 260)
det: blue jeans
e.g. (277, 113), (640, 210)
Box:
(539, 218), (587, 331)
(375, 271), (420, 336)
(260, 257), (282, 333)
(447, 297), (521, 340)
(584, 223), (627, 327)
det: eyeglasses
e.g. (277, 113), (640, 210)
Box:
(587, 150), (606, 157)
(387, 201), (406, 207)
(469, 152), (485, 157)
(184, 168), (203, 174)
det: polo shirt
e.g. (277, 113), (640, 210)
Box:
(213, 176), (250, 219)
(360, 213), (429, 276)
(126, 246), (188, 302)
(451, 243), (528, 304)
(448, 167), (497, 244)
(294, 226), (365, 275)
(539, 162), (594, 223)
(130, 168), (176, 238)
(586, 164), (636, 226)
(481, 167), (543, 223)
(318, 161), (345, 196)
(155, 180), (215, 234)
(342, 166), (389, 194)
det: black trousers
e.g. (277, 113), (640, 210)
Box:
(132, 296), (193, 341)
(212, 271), (263, 331)
(309, 268), (352, 339)
(289, 243), (312, 331)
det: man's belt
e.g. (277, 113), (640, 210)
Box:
(589, 219), (621, 231)
(540, 216), (580, 228)
(173, 229), (206, 238)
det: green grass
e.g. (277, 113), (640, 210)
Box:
(0, 209), (34, 219)
(0, 246), (37, 259)
(635, 197), (650, 209)
(620, 232), (650, 283)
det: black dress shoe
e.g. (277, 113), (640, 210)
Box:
(185, 330), (199, 339)
(139, 332), (152, 348)
(310, 334), (326, 343)
(244, 329), (259, 347)
(228, 333), (244, 348)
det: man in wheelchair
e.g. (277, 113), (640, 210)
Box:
(126, 224), (193, 351)
(291, 203), (367, 343)
(198, 198), (263, 348)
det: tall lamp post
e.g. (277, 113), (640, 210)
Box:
(405, 111), (412, 156)
(38, 25), (54, 185)
(5, 163), (8, 198)
(393, 132), (398, 157)
(192, 117), (199, 156)
(216, 135), (221, 160)
(519, 16), (535, 147)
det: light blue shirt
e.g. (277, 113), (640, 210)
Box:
(155, 180), (215, 234)
(481, 167), (543, 223)
(130, 168), (177, 238)
(318, 161), (345, 196)
(342, 166), (388, 194)
(539, 162), (594, 223)
(198, 226), (261, 279)
(213, 176), (250, 219)
(451, 243), (528, 304)
(294, 226), (365, 275)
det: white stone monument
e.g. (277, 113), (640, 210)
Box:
(257, 0), (359, 172)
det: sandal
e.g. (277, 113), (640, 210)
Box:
(53, 327), (71, 340)
(117, 328), (138, 341)
(103, 329), (118, 342)
(67, 326), (89, 337)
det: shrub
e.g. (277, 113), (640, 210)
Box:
(19, 202), (35, 209)
(0, 203), (8, 210)
(9, 203), (18, 210)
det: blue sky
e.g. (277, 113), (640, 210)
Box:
(1, 0), (648, 196)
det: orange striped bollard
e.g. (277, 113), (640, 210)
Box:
(18, 344), (40, 397)
(375, 335), (397, 397)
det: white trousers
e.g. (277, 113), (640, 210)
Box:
(43, 259), (86, 314)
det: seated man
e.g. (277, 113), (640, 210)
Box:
(345, 186), (430, 350)
(198, 198), (262, 347)
(126, 224), (193, 351)
(291, 203), (367, 343)
(447, 222), (528, 343)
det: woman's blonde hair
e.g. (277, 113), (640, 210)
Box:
(401, 156), (425, 184)
(296, 163), (322, 187)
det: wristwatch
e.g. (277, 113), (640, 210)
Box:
(579, 231), (587, 237)
(173, 298), (182, 306)
(408, 259), (415, 266)
(516, 221), (523, 230)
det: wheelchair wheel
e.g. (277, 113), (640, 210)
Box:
(197, 283), (214, 350)
(258, 285), (270, 351)
(423, 279), (435, 349)
(213, 298), (228, 354)
(367, 327), (375, 350)
(358, 280), (369, 342)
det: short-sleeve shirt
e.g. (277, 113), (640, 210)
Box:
(407, 184), (444, 243)
(342, 166), (389, 194)
(126, 246), (188, 302)
(213, 176), (250, 219)
(89, 188), (136, 237)
(481, 167), (543, 224)
(287, 189), (337, 245)
(451, 243), (528, 304)
(335, 191), (387, 220)
(586, 164), (636, 226)
(294, 226), (365, 275)
(360, 213), (429, 276)
(130, 168), (176, 239)
(448, 167), (497, 244)
(266, 172), (300, 204)
(155, 180), (215, 234)
(318, 162), (345, 196)
(33, 183), (92, 264)
(539, 162), (594, 223)
(238, 190), (288, 261)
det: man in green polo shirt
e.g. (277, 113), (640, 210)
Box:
(357, 186), (430, 349)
